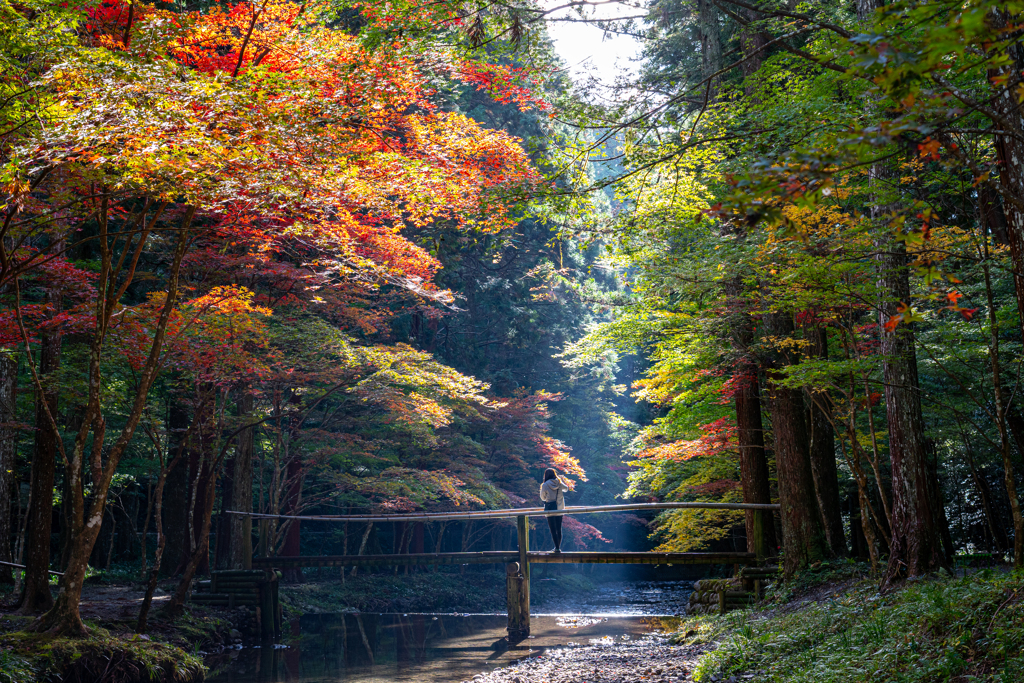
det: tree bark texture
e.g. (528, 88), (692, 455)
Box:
(0, 352), (16, 583)
(158, 401), (189, 576)
(229, 391), (255, 569)
(735, 373), (777, 555)
(214, 457), (234, 570)
(988, 8), (1024, 567)
(877, 240), (950, 584)
(281, 454), (304, 583)
(19, 287), (61, 614)
(698, 0), (722, 99)
(724, 273), (778, 556)
(165, 455), (220, 618)
(805, 325), (847, 556)
(764, 311), (828, 576)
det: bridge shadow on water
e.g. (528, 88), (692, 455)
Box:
(204, 586), (688, 682)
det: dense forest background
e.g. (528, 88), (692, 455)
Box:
(2, 0), (1024, 639)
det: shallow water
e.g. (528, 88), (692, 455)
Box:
(206, 581), (690, 682)
(532, 580), (693, 616)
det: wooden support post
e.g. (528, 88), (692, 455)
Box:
(506, 562), (529, 637)
(753, 509), (766, 564)
(242, 516), (253, 570)
(258, 519), (269, 558)
(260, 572), (275, 641)
(718, 589), (726, 615)
(516, 515), (530, 631)
(272, 571), (282, 638)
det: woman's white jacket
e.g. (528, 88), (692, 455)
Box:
(540, 478), (565, 510)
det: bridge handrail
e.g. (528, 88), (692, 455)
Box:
(224, 501), (779, 524)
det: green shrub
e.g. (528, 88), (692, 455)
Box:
(680, 570), (1024, 683)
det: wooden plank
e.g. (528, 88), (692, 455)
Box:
(527, 552), (758, 565)
(252, 550), (756, 568)
(230, 501), (781, 525)
(252, 551), (519, 569)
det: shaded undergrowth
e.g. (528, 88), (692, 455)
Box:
(0, 628), (205, 683)
(675, 566), (1023, 682)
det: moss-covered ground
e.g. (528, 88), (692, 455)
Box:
(674, 562), (1024, 682)
(0, 622), (204, 683)
(0, 570), (223, 683)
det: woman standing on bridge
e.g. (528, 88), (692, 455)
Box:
(540, 469), (568, 553)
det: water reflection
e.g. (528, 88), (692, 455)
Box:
(206, 613), (682, 682)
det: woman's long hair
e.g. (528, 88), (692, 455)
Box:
(543, 468), (557, 482)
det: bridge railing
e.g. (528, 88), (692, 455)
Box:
(228, 502), (781, 637)
(224, 501), (780, 524)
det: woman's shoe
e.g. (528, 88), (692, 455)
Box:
(552, 548), (562, 554)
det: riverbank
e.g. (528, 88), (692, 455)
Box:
(474, 563), (1024, 683)
(0, 577), (232, 682)
(0, 569), (610, 682)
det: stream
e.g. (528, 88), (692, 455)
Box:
(205, 580), (692, 682)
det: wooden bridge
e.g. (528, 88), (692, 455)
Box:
(228, 502), (779, 637)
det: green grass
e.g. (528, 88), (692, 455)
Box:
(675, 568), (1024, 682)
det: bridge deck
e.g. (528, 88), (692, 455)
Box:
(251, 551), (757, 569)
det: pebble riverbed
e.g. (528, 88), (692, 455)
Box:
(461, 635), (741, 683)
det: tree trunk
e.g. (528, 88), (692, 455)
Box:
(175, 394), (213, 576)
(856, 0), (881, 22)
(162, 401), (189, 575)
(214, 456), (233, 570)
(281, 454), (303, 583)
(965, 446), (1007, 551)
(725, 7), (779, 559)
(698, 0), (722, 99)
(723, 272), (775, 556)
(0, 351), (16, 583)
(137, 463), (172, 633)
(764, 310), (828, 576)
(735, 372), (777, 555)
(349, 522), (371, 578)
(30, 203), (186, 636)
(877, 240), (949, 584)
(18, 287), (62, 614)
(164, 455), (220, 619)
(987, 7), (1024, 569)
(981, 257), (1024, 566)
(805, 325), (847, 556)
(228, 391), (255, 569)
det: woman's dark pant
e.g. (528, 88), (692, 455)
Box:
(544, 501), (562, 550)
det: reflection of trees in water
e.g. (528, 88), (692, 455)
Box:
(212, 613), (674, 682)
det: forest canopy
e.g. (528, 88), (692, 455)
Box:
(1, 0), (1024, 641)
